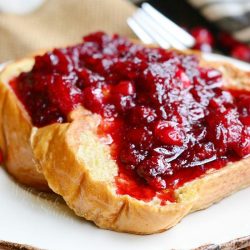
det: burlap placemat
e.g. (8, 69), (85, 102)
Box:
(0, 0), (136, 62)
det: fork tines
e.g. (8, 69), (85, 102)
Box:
(128, 3), (195, 50)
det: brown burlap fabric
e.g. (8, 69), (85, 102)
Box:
(0, 0), (136, 62)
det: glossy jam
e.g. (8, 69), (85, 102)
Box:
(10, 32), (250, 203)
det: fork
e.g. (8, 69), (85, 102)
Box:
(127, 2), (195, 50)
(127, 3), (250, 70)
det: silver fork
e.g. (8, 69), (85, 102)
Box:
(127, 3), (250, 71)
(127, 2), (195, 50)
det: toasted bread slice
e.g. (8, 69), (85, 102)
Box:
(1, 50), (250, 234)
(0, 60), (48, 190)
(31, 106), (250, 234)
(32, 56), (250, 234)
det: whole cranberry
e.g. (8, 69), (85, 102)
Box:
(218, 32), (241, 50)
(51, 49), (71, 73)
(111, 95), (135, 112)
(48, 76), (82, 115)
(136, 155), (169, 190)
(191, 27), (214, 52)
(126, 127), (153, 148)
(240, 116), (250, 126)
(200, 68), (222, 83)
(175, 69), (191, 88)
(110, 81), (136, 112)
(235, 129), (250, 157)
(236, 94), (250, 116)
(154, 121), (186, 146)
(231, 45), (250, 62)
(129, 106), (156, 125)
(112, 81), (135, 96)
(83, 86), (104, 113)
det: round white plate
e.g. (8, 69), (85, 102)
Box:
(0, 54), (249, 250)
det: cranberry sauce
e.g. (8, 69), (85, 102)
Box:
(10, 32), (250, 203)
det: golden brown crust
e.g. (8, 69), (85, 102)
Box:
(1, 50), (250, 234)
(0, 60), (48, 190)
(31, 107), (250, 234)
(32, 112), (193, 234)
(0, 240), (41, 250)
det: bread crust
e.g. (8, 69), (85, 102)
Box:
(0, 60), (48, 190)
(1, 52), (250, 234)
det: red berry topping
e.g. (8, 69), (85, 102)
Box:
(48, 76), (82, 115)
(10, 32), (250, 203)
(129, 106), (156, 124)
(231, 44), (250, 62)
(154, 121), (185, 146)
(112, 81), (135, 96)
(137, 155), (169, 190)
(83, 86), (104, 114)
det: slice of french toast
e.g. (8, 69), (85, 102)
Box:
(1, 32), (250, 233)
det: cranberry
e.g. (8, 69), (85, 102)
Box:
(83, 86), (104, 113)
(191, 142), (215, 163)
(77, 69), (105, 89)
(175, 69), (191, 88)
(225, 109), (243, 147)
(191, 27), (214, 45)
(83, 31), (110, 47)
(154, 121), (185, 146)
(120, 144), (145, 165)
(129, 106), (156, 125)
(51, 49), (72, 73)
(240, 116), (250, 126)
(234, 92), (250, 116)
(200, 68), (222, 84)
(191, 27), (214, 52)
(112, 81), (135, 96)
(235, 128), (250, 157)
(137, 155), (169, 190)
(48, 76), (82, 115)
(218, 32), (241, 50)
(126, 127), (153, 148)
(231, 45), (250, 62)
(207, 108), (243, 154)
(109, 81), (136, 112)
(111, 95), (135, 112)
(209, 91), (233, 113)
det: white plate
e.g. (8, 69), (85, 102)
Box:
(0, 54), (250, 250)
